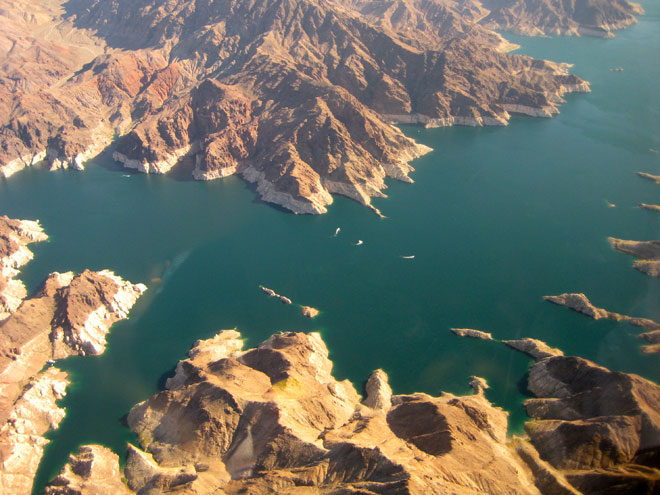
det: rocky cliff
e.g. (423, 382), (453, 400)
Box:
(0, 215), (146, 495)
(0, 0), (600, 215)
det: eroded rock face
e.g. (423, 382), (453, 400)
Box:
(45, 445), (133, 495)
(125, 329), (543, 494)
(1, 0), (598, 215)
(524, 355), (660, 494)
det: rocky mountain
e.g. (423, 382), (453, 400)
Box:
(523, 352), (660, 494)
(0, 0), (605, 215)
(479, 0), (644, 37)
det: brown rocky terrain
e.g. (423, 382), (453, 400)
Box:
(120, 329), (550, 494)
(0, 0), (600, 215)
(45, 445), (133, 495)
(608, 237), (660, 277)
(522, 351), (660, 494)
(30, 330), (660, 495)
(544, 292), (660, 354)
(0, 215), (146, 495)
(479, 0), (643, 37)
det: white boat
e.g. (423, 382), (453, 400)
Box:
(355, 240), (363, 246)
(334, 227), (341, 236)
(400, 255), (415, 259)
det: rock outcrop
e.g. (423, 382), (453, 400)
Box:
(0, 269), (147, 420)
(609, 237), (660, 277)
(300, 306), (320, 318)
(45, 445), (133, 495)
(259, 285), (292, 305)
(637, 172), (660, 184)
(0, 216), (48, 321)
(640, 203), (660, 213)
(524, 354), (660, 494)
(125, 329), (545, 494)
(0, 0), (597, 215)
(450, 327), (494, 340)
(544, 292), (660, 354)
(0, 215), (146, 495)
(479, 0), (643, 37)
(503, 338), (564, 360)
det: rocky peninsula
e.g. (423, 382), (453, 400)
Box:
(0, 0), (613, 215)
(0, 216), (49, 321)
(0, 216), (146, 495)
(637, 172), (660, 184)
(544, 292), (660, 354)
(640, 203), (660, 213)
(608, 237), (660, 277)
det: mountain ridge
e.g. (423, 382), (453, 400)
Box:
(0, 0), (640, 214)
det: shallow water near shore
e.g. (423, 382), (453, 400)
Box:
(1, 3), (659, 493)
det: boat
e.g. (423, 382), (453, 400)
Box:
(334, 227), (341, 236)
(400, 255), (415, 259)
(355, 240), (363, 246)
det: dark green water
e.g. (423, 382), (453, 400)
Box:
(0, 3), (658, 493)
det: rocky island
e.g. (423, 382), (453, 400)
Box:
(0, 0), (619, 215)
(0, 216), (146, 495)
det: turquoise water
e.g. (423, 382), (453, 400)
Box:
(0, 3), (658, 493)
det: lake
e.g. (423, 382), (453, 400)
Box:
(0, 2), (658, 492)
